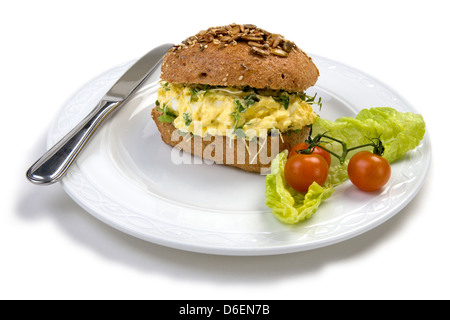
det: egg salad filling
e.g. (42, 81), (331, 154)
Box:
(156, 82), (319, 140)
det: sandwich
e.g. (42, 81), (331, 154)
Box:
(152, 23), (320, 173)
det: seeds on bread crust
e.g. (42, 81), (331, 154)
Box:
(171, 23), (299, 59)
(162, 23), (319, 92)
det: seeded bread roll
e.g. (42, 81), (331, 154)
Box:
(153, 24), (320, 173)
(161, 25), (319, 92)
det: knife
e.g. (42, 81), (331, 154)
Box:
(26, 43), (174, 185)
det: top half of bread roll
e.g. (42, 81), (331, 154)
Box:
(160, 23), (319, 93)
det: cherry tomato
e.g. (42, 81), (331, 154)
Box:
(347, 151), (391, 192)
(289, 142), (331, 167)
(284, 154), (329, 193)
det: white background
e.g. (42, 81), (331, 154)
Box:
(2, 0), (449, 300)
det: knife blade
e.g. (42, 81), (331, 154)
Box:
(26, 43), (174, 185)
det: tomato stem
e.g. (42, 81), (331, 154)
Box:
(301, 132), (385, 165)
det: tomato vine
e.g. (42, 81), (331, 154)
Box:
(298, 129), (386, 164)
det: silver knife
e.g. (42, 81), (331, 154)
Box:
(26, 43), (174, 185)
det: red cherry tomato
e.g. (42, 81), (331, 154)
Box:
(284, 154), (329, 193)
(347, 151), (391, 192)
(289, 142), (331, 167)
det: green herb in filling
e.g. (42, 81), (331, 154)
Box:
(157, 103), (177, 123)
(183, 112), (192, 126)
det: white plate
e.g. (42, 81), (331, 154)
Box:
(47, 55), (431, 256)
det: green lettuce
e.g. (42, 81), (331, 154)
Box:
(265, 107), (426, 224)
(313, 107), (426, 163)
(265, 151), (334, 224)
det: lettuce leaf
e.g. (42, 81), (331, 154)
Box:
(313, 107), (426, 163)
(265, 151), (334, 224)
(265, 107), (426, 224)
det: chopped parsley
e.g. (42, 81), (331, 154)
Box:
(234, 99), (246, 113)
(231, 99), (246, 125)
(183, 112), (192, 126)
(157, 102), (177, 123)
(234, 127), (246, 138)
(244, 92), (260, 107)
(273, 92), (290, 110)
(299, 92), (322, 110)
(189, 87), (201, 102)
(230, 99), (249, 138)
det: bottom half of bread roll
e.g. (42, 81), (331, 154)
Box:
(151, 107), (310, 174)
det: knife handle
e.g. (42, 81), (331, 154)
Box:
(26, 99), (120, 185)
